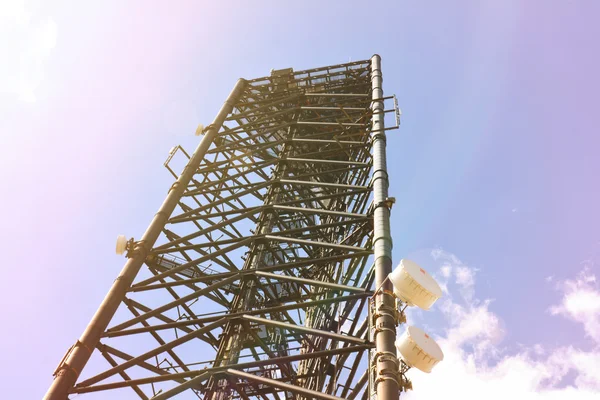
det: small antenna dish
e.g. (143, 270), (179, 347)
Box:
(195, 124), (205, 136)
(396, 326), (443, 373)
(388, 259), (442, 310)
(115, 235), (128, 255)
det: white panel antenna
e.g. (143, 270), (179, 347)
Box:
(388, 259), (443, 310)
(396, 326), (444, 373)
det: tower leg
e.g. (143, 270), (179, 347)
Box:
(43, 79), (247, 400)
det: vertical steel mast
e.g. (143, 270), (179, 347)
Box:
(370, 55), (399, 400)
(45, 56), (401, 400)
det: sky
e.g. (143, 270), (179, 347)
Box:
(0, 0), (599, 398)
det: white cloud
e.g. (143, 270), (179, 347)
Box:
(404, 249), (600, 400)
(549, 268), (600, 343)
(0, 0), (57, 102)
(440, 263), (452, 278)
(455, 266), (475, 288)
(532, 343), (544, 355)
(431, 248), (477, 301)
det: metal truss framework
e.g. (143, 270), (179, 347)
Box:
(45, 56), (401, 400)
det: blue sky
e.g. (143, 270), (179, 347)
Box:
(1, 1), (599, 398)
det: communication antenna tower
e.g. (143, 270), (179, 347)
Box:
(45, 55), (442, 400)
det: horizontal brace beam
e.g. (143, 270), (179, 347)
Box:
(103, 293), (370, 338)
(133, 251), (372, 292)
(301, 106), (368, 111)
(297, 121), (367, 127)
(285, 157), (371, 167)
(167, 205), (262, 225)
(303, 94), (395, 104)
(272, 205), (367, 219)
(183, 180), (267, 198)
(290, 138), (366, 145)
(70, 345), (372, 394)
(279, 179), (369, 190)
(264, 235), (370, 253)
(227, 368), (345, 400)
(300, 106), (396, 115)
(304, 93), (370, 97)
(168, 203), (262, 227)
(242, 315), (369, 345)
(254, 271), (367, 293)
(152, 216), (369, 255)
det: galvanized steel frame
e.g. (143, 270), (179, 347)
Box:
(45, 56), (400, 400)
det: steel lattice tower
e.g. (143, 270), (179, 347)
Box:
(45, 55), (403, 400)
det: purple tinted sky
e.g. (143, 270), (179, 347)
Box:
(1, 1), (599, 398)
